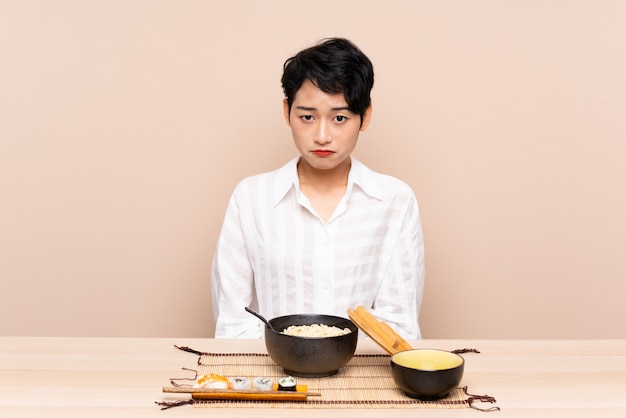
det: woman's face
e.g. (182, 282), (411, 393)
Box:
(284, 80), (371, 173)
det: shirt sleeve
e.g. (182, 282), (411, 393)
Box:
(370, 194), (425, 339)
(211, 188), (263, 338)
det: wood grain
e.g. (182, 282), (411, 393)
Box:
(348, 306), (413, 354)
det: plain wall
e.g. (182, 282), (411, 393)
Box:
(1, 0), (625, 338)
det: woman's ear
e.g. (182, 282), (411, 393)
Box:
(360, 103), (373, 131)
(283, 98), (291, 126)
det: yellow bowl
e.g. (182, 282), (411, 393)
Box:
(391, 349), (464, 400)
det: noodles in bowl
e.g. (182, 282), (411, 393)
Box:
(281, 323), (352, 338)
(265, 313), (358, 377)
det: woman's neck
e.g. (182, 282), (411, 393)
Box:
(297, 158), (351, 222)
(297, 157), (351, 190)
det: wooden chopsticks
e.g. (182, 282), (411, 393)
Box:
(347, 306), (413, 355)
(163, 386), (320, 401)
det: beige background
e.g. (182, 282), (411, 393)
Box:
(1, 1), (624, 339)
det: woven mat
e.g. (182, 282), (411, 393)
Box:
(190, 353), (470, 409)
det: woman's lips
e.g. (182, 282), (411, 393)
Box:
(312, 150), (334, 157)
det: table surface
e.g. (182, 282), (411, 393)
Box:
(1, 337), (625, 417)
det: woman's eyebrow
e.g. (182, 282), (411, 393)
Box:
(294, 105), (350, 111)
(295, 106), (317, 111)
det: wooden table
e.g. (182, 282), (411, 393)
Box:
(1, 337), (625, 417)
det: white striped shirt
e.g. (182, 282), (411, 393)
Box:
(211, 157), (424, 339)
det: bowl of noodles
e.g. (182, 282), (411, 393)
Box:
(264, 313), (359, 377)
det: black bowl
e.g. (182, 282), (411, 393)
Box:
(264, 313), (358, 378)
(391, 349), (464, 400)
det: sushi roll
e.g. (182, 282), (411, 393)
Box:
(193, 373), (232, 389)
(253, 376), (274, 391)
(277, 376), (297, 392)
(229, 377), (251, 390)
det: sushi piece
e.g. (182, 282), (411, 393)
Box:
(253, 376), (274, 391)
(193, 373), (232, 389)
(229, 377), (251, 390)
(277, 376), (297, 391)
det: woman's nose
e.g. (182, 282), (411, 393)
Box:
(314, 121), (332, 144)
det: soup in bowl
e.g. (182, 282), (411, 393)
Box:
(390, 349), (464, 400)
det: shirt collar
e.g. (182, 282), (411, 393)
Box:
(348, 158), (384, 200)
(273, 157), (384, 206)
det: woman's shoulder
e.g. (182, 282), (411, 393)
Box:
(233, 158), (298, 194)
(352, 158), (416, 199)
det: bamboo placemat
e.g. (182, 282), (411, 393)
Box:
(190, 353), (470, 409)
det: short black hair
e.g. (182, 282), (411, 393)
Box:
(281, 38), (374, 120)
